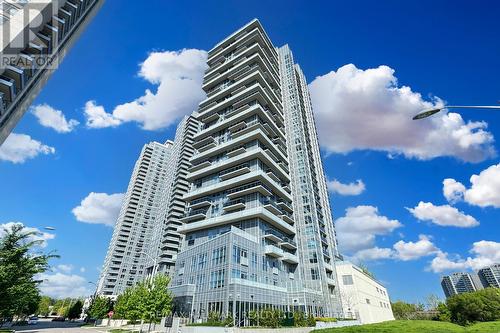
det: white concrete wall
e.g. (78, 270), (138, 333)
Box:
(335, 262), (394, 324)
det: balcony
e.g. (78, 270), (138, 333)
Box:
(280, 213), (294, 225)
(190, 198), (212, 210)
(227, 181), (272, 199)
(189, 161), (211, 172)
(277, 201), (293, 213)
(198, 141), (217, 153)
(193, 136), (216, 149)
(262, 201), (281, 216)
(266, 171), (280, 183)
(279, 237), (297, 250)
(265, 244), (283, 258)
(219, 164), (251, 181)
(263, 229), (282, 243)
(177, 206), (295, 235)
(282, 252), (299, 264)
(324, 262), (334, 272)
(227, 146), (246, 158)
(180, 209), (207, 223)
(326, 277), (336, 286)
(223, 199), (246, 212)
(228, 121), (246, 133)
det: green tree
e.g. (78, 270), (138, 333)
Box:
(67, 300), (83, 320)
(114, 274), (172, 324)
(436, 302), (451, 322)
(37, 296), (52, 317)
(0, 224), (57, 323)
(87, 296), (112, 319)
(391, 301), (421, 320)
(447, 288), (500, 325)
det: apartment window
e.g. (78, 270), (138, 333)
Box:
(190, 256), (197, 270)
(342, 275), (354, 285)
(196, 273), (205, 286)
(212, 246), (226, 265)
(251, 252), (258, 268)
(198, 253), (207, 269)
(209, 269), (225, 289)
(311, 268), (319, 280)
(232, 245), (247, 264)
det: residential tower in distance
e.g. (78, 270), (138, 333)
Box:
(441, 263), (500, 298)
(97, 140), (174, 297)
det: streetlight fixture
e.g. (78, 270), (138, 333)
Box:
(413, 105), (500, 120)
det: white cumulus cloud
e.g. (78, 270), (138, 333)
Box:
(335, 205), (402, 253)
(353, 247), (394, 261)
(429, 240), (500, 273)
(0, 222), (55, 248)
(327, 179), (365, 196)
(72, 192), (124, 226)
(393, 235), (440, 261)
(407, 201), (479, 228)
(443, 163), (500, 208)
(83, 49), (207, 130)
(443, 178), (466, 204)
(0, 133), (55, 163)
(31, 104), (79, 133)
(37, 272), (91, 299)
(309, 64), (495, 162)
(84, 100), (122, 128)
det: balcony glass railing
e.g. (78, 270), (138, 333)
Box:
(223, 198), (246, 208)
(226, 180), (272, 196)
(185, 208), (208, 217)
(219, 163), (251, 177)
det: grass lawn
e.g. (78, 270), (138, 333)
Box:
(312, 320), (500, 333)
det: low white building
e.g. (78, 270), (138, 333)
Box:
(335, 262), (394, 324)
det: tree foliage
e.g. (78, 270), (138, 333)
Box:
(67, 300), (83, 320)
(88, 296), (112, 319)
(37, 296), (52, 317)
(446, 288), (500, 325)
(391, 301), (424, 320)
(0, 224), (57, 321)
(114, 274), (173, 322)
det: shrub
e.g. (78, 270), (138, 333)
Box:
(307, 313), (316, 326)
(446, 288), (500, 326)
(315, 317), (337, 322)
(293, 311), (307, 327)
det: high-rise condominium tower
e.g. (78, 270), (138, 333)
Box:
(145, 116), (199, 277)
(441, 272), (482, 298)
(0, 0), (103, 144)
(278, 45), (342, 315)
(170, 19), (342, 322)
(97, 141), (174, 297)
(477, 263), (500, 289)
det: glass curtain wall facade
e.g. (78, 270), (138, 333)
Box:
(170, 19), (343, 323)
(278, 45), (342, 317)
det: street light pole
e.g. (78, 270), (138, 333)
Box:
(140, 251), (159, 281)
(413, 105), (500, 120)
(88, 281), (98, 326)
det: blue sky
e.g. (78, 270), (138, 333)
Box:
(0, 0), (499, 302)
